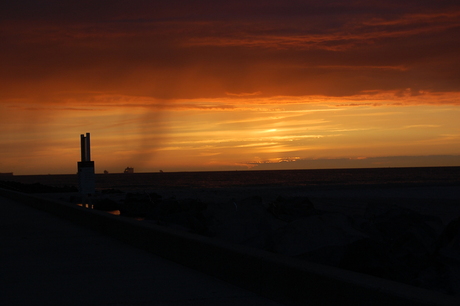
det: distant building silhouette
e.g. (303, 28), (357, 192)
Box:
(124, 167), (134, 174)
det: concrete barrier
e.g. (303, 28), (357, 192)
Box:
(1, 187), (459, 306)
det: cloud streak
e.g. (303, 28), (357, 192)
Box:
(2, 1), (460, 173)
(2, 1), (460, 101)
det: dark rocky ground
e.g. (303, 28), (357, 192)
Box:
(3, 174), (460, 296)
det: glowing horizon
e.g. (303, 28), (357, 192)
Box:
(2, 1), (460, 175)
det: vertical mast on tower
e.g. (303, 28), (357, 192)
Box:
(77, 133), (95, 196)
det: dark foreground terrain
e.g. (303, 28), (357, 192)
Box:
(3, 167), (460, 295)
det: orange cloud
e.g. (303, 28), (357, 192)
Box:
(2, 1), (460, 174)
(2, 2), (460, 101)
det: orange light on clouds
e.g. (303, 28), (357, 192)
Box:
(2, 92), (460, 174)
(1, 2), (460, 174)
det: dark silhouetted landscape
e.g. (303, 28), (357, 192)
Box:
(4, 166), (460, 296)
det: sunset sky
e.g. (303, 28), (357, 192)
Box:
(2, 1), (460, 175)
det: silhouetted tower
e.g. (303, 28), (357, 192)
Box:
(77, 133), (95, 195)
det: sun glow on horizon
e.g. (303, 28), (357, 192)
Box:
(2, 93), (460, 174)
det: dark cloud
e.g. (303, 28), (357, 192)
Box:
(251, 155), (460, 170)
(1, 1), (460, 102)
